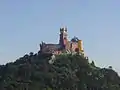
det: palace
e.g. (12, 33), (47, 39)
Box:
(39, 27), (84, 55)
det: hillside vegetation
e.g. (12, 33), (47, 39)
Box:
(0, 52), (120, 90)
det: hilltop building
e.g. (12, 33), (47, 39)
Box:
(39, 27), (84, 55)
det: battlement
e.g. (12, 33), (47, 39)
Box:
(60, 27), (67, 33)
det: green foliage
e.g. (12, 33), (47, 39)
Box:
(91, 61), (95, 66)
(0, 52), (120, 90)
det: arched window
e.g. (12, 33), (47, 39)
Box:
(75, 48), (79, 52)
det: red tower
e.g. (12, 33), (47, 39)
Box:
(59, 27), (68, 49)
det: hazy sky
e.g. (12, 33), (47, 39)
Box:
(0, 0), (120, 73)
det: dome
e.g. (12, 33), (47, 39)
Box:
(71, 36), (79, 42)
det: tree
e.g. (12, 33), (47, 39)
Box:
(108, 66), (113, 69)
(29, 52), (34, 56)
(91, 61), (95, 67)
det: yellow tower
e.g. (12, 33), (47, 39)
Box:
(78, 40), (84, 54)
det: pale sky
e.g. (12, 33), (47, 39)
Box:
(0, 0), (120, 73)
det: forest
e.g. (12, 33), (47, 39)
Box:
(0, 51), (120, 90)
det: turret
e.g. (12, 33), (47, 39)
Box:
(60, 27), (67, 35)
(78, 40), (84, 54)
(59, 27), (68, 49)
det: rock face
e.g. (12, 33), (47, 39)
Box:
(39, 27), (84, 55)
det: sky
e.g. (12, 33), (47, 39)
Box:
(0, 0), (120, 73)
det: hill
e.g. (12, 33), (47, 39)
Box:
(0, 52), (120, 90)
